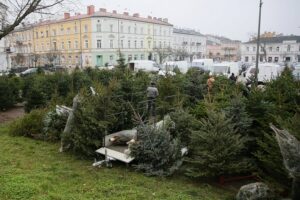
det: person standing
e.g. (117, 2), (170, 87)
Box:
(147, 82), (159, 117)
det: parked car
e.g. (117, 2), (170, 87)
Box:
(20, 68), (38, 77)
(128, 60), (160, 73)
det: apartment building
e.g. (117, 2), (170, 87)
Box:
(172, 28), (206, 61)
(241, 35), (300, 63)
(0, 0), (8, 71)
(6, 5), (173, 68)
(206, 35), (241, 62)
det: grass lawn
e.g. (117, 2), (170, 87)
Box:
(0, 125), (233, 200)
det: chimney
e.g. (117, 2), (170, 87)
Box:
(133, 13), (140, 17)
(123, 12), (129, 16)
(163, 18), (168, 23)
(64, 13), (70, 19)
(112, 10), (117, 14)
(99, 8), (107, 12)
(158, 18), (162, 21)
(87, 5), (95, 15)
(148, 16), (152, 19)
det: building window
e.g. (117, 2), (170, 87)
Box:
(68, 41), (71, 49)
(110, 24), (113, 32)
(97, 24), (101, 32)
(110, 40), (114, 48)
(46, 31), (49, 37)
(163, 41), (166, 48)
(140, 27), (144, 34)
(245, 56), (249, 62)
(60, 28), (64, 35)
(246, 47), (249, 52)
(253, 47), (256, 52)
(128, 26), (131, 33)
(154, 29), (157, 35)
(120, 40), (124, 48)
(97, 40), (102, 49)
(120, 25), (124, 33)
(141, 54), (145, 60)
(275, 57), (279, 62)
(110, 55), (114, 61)
(268, 57), (272, 62)
(134, 55), (138, 60)
(85, 40), (89, 48)
(52, 29), (56, 36)
(36, 32), (38, 39)
(287, 45), (291, 52)
(53, 42), (57, 50)
(148, 41), (151, 49)
(134, 26), (137, 34)
(128, 55), (132, 61)
(134, 40), (137, 48)
(74, 26), (78, 33)
(75, 41), (79, 49)
(61, 42), (64, 50)
(141, 41), (144, 48)
(67, 28), (71, 34)
(269, 47), (272, 52)
(84, 25), (88, 33)
(159, 41), (162, 48)
(276, 47), (280, 52)
(41, 31), (44, 38)
(148, 28), (151, 35)
(128, 40), (131, 48)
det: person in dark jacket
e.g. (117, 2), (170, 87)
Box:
(229, 73), (237, 82)
(147, 82), (159, 117)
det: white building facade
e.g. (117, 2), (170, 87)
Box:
(90, 9), (173, 67)
(173, 28), (206, 61)
(241, 36), (300, 63)
(0, 0), (8, 71)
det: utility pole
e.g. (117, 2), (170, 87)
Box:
(255, 0), (263, 85)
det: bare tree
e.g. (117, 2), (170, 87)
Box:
(30, 53), (40, 67)
(153, 47), (173, 64)
(45, 50), (61, 66)
(0, 0), (76, 40)
(173, 48), (189, 61)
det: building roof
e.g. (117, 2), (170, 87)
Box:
(245, 35), (300, 44)
(29, 10), (172, 28)
(173, 28), (204, 36)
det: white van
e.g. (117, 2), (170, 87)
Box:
(128, 60), (160, 73)
(244, 63), (283, 83)
(162, 61), (191, 74)
(211, 62), (240, 77)
(191, 59), (213, 71)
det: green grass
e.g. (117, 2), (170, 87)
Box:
(0, 125), (233, 200)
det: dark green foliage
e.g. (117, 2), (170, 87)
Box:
(224, 94), (252, 135)
(9, 109), (46, 138)
(0, 76), (22, 110)
(25, 85), (47, 113)
(186, 112), (253, 178)
(116, 50), (127, 71)
(43, 110), (68, 142)
(66, 82), (119, 157)
(130, 125), (182, 176)
(169, 109), (198, 146)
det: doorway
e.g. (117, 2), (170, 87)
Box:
(96, 55), (103, 67)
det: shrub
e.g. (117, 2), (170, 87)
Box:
(0, 76), (22, 110)
(185, 111), (253, 178)
(9, 109), (46, 139)
(130, 125), (182, 177)
(43, 110), (68, 142)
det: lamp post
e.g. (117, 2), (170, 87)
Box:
(255, 0), (263, 85)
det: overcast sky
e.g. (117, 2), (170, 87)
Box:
(72, 0), (300, 42)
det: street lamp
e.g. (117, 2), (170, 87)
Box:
(255, 0), (263, 85)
